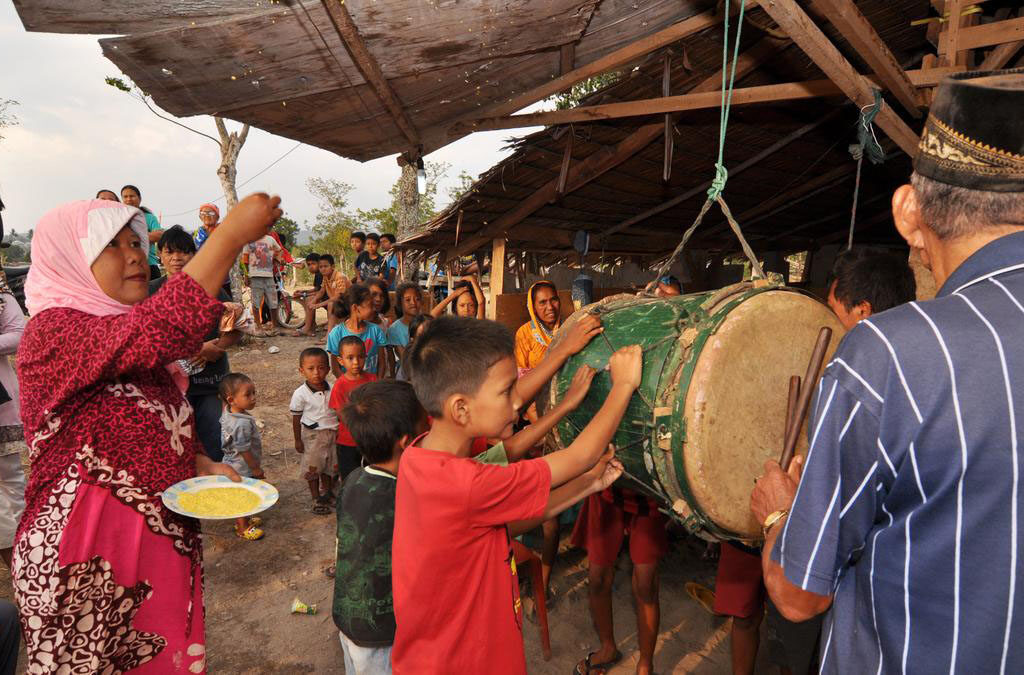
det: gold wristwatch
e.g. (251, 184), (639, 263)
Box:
(762, 509), (789, 538)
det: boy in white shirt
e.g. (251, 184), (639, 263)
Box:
(290, 348), (339, 514)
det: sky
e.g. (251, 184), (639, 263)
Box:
(0, 2), (543, 235)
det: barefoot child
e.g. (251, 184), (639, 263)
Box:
(333, 380), (428, 675)
(392, 316), (642, 674)
(290, 348), (338, 515)
(329, 337), (378, 481)
(219, 373), (266, 540)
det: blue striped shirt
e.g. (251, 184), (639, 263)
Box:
(773, 231), (1024, 674)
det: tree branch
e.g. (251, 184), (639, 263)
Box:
(214, 116), (230, 147)
(238, 123), (250, 147)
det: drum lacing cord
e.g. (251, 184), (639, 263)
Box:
(647, 0), (765, 292)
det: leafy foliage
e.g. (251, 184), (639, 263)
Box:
(356, 161), (446, 236)
(447, 170), (476, 203)
(552, 72), (621, 110)
(274, 216), (300, 250)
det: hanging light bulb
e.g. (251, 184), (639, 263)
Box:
(416, 158), (426, 194)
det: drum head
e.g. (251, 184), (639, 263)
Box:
(682, 291), (844, 538)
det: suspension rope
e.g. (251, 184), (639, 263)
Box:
(649, 0), (765, 287)
(846, 90), (884, 249)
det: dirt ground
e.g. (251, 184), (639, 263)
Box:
(0, 332), (775, 674)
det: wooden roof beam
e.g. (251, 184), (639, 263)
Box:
(598, 109), (844, 240)
(441, 120), (666, 260)
(420, 5), (733, 153)
(449, 67), (959, 134)
(320, 0), (420, 149)
(755, 0), (920, 156)
(811, 0), (922, 117)
(435, 36), (786, 258)
(959, 15), (1024, 51)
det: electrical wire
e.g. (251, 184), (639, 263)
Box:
(160, 141), (303, 219)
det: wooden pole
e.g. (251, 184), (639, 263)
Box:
(488, 238), (506, 320)
(662, 52), (674, 183)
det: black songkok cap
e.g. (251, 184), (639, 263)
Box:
(914, 68), (1024, 193)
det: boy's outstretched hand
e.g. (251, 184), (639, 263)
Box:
(583, 446), (623, 494)
(561, 365), (597, 410)
(608, 344), (643, 391)
(221, 193), (283, 246)
(559, 314), (603, 356)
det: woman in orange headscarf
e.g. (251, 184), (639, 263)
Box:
(514, 280), (562, 371)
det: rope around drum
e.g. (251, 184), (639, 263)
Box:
(649, 0), (765, 290)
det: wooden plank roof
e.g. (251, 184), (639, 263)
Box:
(13, 0), (709, 161)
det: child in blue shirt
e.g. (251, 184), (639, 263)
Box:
(326, 284), (387, 379)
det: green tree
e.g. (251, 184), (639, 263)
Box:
(355, 161), (447, 236)
(552, 72), (620, 110)
(447, 170), (476, 203)
(274, 216), (300, 250)
(306, 177), (357, 273)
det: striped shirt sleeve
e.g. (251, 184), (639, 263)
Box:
(771, 373), (884, 596)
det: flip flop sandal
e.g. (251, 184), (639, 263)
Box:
(312, 499), (332, 515)
(685, 581), (718, 615)
(236, 525), (264, 541)
(574, 650), (622, 674)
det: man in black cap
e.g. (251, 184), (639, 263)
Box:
(751, 68), (1024, 673)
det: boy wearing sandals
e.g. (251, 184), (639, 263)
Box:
(290, 348), (338, 515)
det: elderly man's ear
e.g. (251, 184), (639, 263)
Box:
(892, 184), (934, 276)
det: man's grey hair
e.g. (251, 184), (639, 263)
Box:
(911, 172), (1024, 240)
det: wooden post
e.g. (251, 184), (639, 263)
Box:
(662, 52), (674, 183)
(488, 238), (506, 320)
(938, 0), (964, 67)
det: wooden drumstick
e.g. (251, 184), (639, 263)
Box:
(784, 375), (801, 443)
(780, 327), (833, 471)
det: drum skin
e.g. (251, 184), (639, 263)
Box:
(544, 282), (844, 542)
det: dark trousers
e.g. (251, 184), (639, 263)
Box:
(0, 601), (19, 675)
(336, 445), (361, 481)
(149, 264), (162, 281)
(188, 393), (224, 462)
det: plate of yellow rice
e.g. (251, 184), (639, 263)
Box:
(162, 476), (279, 520)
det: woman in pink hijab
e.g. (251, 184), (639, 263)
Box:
(13, 194), (282, 673)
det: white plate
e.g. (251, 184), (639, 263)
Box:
(161, 476), (279, 520)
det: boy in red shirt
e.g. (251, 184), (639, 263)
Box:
(392, 316), (642, 674)
(328, 335), (377, 480)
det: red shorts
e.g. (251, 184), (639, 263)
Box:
(713, 541), (765, 618)
(571, 492), (668, 567)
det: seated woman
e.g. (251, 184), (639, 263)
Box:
(14, 194), (280, 672)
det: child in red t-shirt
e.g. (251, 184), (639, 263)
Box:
(391, 316), (643, 675)
(328, 335), (377, 480)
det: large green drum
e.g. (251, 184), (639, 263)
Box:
(544, 282), (844, 541)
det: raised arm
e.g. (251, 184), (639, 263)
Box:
(542, 346), (641, 486)
(504, 365), (595, 461)
(430, 286), (466, 318)
(513, 313), (603, 407)
(466, 275), (486, 319)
